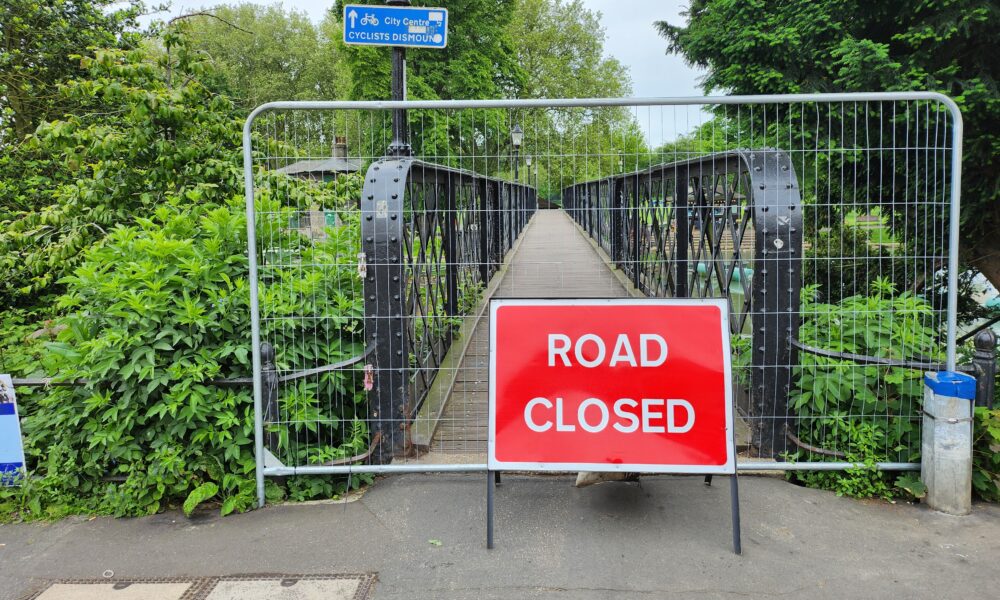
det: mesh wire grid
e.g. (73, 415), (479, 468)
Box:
(243, 95), (960, 493)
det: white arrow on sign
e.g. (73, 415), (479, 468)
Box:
(348, 9), (358, 27)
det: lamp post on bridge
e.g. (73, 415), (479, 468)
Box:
(511, 124), (524, 225)
(511, 124), (524, 180)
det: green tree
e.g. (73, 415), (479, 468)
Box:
(333, 0), (524, 102)
(511, 0), (630, 99)
(657, 0), (1000, 290)
(0, 32), (370, 520)
(178, 4), (350, 110)
(0, 0), (143, 140)
(0, 30), (242, 309)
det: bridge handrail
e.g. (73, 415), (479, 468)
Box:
(561, 149), (802, 456)
(361, 157), (537, 461)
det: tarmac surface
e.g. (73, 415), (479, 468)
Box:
(2, 473), (999, 599)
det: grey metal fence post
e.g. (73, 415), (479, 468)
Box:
(362, 160), (409, 462)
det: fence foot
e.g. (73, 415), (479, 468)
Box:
(730, 475), (742, 555)
(486, 470), (496, 549)
(921, 371), (976, 515)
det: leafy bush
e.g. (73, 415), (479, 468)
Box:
(786, 278), (941, 498)
(973, 406), (1000, 501)
(790, 421), (896, 500)
(0, 172), (368, 520)
(0, 32), (243, 310)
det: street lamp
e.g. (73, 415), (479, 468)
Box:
(525, 154), (532, 185)
(511, 124), (523, 181)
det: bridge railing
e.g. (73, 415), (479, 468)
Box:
(361, 159), (536, 461)
(562, 150), (802, 456)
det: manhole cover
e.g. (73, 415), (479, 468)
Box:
(22, 574), (376, 600)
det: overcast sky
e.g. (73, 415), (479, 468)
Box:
(144, 0), (705, 98)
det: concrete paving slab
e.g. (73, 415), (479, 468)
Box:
(32, 583), (191, 600)
(18, 575), (376, 600)
(203, 577), (365, 600)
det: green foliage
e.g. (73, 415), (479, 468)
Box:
(896, 472), (927, 499)
(659, 0), (1000, 293)
(789, 421), (895, 500)
(791, 278), (938, 463)
(0, 27), (373, 520)
(0, 0), (143, 139)
(973, 406), (1000, 502)
(0, 32), (243, 309)
(0, 310), (49, 377)
(804, 225), (904, 305)
(183, 482), (219, 516)
(511, 0), (631, 99)
(0, 175), (366, 520)
(785, 278), (940, 498)
(180, 4), (350, 109)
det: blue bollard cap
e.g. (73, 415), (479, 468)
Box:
(923, 371), (977, 400)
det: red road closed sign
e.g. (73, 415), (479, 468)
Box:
(488, 298), (735, 474)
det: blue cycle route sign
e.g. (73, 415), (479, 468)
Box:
(343, 4), (449, 49)
(0, 374), (26, 486)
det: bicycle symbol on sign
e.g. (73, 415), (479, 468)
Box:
(361, 13), (379, 26)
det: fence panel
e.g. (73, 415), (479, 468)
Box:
(243, 94), (962, 505)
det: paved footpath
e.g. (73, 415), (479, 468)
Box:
(2, 475), (999, 599)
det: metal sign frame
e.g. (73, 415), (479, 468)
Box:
(484, 297), (741, 552)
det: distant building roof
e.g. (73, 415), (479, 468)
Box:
(276, 139), (364, 176)
(276, 156), (364, 176)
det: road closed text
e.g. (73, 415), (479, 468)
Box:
(524, 397), (694, 434)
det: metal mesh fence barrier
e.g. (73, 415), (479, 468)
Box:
(243, 94), (961, 498)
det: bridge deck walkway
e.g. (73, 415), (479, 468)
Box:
(424, 209), (633, 459)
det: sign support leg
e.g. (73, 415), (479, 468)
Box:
(730, 474), (742, 555)
(487, 469), (496, 549)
